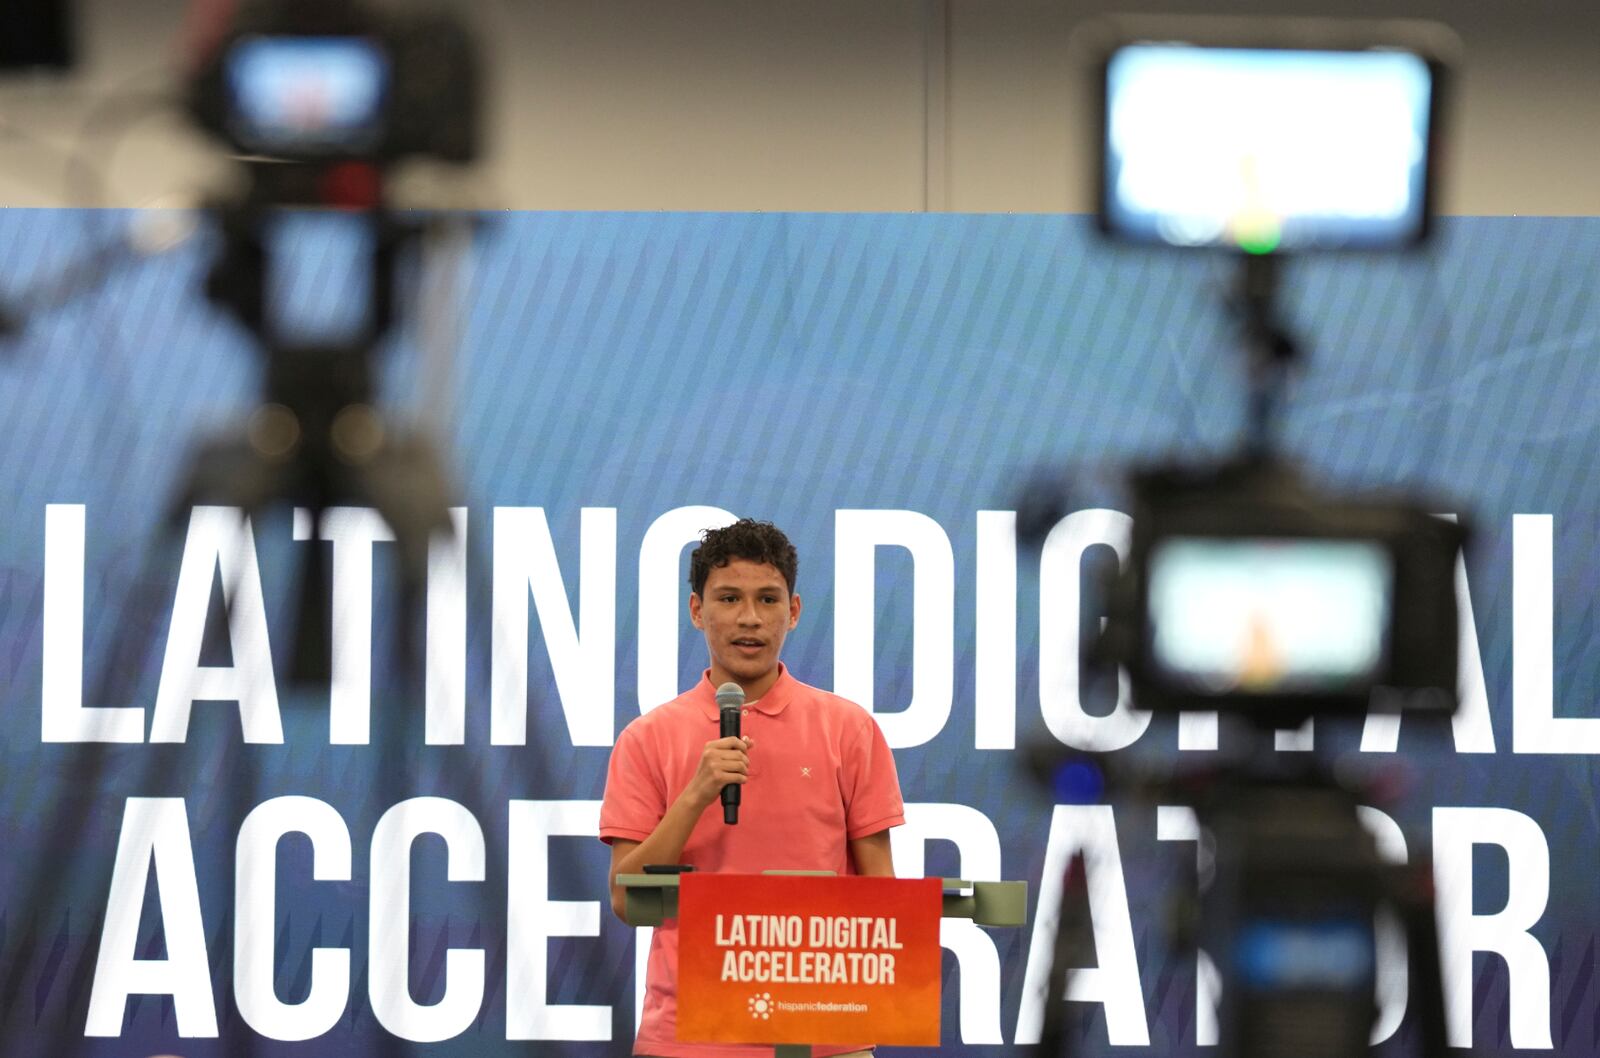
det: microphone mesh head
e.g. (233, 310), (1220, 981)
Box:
(715, 682), (745, 709)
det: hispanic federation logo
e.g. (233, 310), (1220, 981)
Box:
(747, 992), (773, 1020)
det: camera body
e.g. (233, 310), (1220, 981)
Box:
(1105, 458), (1464, 723)
(188, 0), (478, 166)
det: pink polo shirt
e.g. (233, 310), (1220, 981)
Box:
(600, 665), (905, 1058)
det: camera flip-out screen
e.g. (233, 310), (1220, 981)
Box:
(225, 35), (390, 156)
(1117, 459), (1464, 718)
(1147, 537), (1394, 696)
(1101, 43), (1439, 252)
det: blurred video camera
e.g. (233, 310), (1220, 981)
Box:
(1033, 20), (1465, 1058)
(1108, 458), (1464, 723)
(188, 0), (478, 166)
(172, 0), (482, 685)
(1049, 458), (1464, 1058)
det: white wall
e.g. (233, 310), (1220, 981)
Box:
(1, 0), (1597, 214)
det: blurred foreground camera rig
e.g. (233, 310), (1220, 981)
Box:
(177, 0), (480, 680)
(1034, 16), (1467, 1058)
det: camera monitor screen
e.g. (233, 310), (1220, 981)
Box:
(225, 36), (390, 155)
(1146, 536), (1393, 695)
(1102, 44), (1436, 252)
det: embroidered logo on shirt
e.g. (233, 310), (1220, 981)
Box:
(800, 767), (812, 778)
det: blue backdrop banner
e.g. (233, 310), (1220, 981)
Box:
(2, 210), (1598, 1057)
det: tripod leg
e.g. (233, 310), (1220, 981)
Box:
(1037, 853), (1092, 1058)
(1396, 860), (1452, 1058)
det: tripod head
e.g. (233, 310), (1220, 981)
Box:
(1180, 742), (1436, 1058)
(171, 185), (458, 681)
(1031, 728), (1451, 1058)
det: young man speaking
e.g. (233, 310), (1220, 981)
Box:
(600, 519), (905, 1058)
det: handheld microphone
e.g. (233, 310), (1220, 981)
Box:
(715, 682), (745, 824)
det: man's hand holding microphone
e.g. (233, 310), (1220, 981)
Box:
(696, 682), (748, 824)
(605, 683), (753, 916)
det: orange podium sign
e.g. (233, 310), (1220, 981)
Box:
(676, 874), (943, 1046)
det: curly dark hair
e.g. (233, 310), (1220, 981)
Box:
(689, 518), (798, 596)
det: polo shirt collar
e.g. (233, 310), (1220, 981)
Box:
(693, 664), (796, 721)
